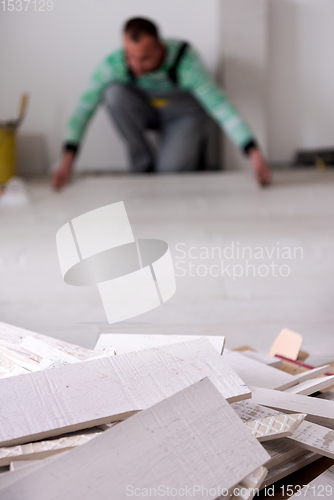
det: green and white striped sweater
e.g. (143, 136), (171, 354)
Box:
(65, 39), (256, 153)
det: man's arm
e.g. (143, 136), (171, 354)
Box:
(178, 46), (271, 186)
(52, 53), (124, 189)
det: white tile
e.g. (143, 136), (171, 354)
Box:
(0, 379), (269, 500)
(0, 338), (250, 447)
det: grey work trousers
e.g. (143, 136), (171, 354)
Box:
(104, 84), (208, 173)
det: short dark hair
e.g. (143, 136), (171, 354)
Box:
(124, 17), (159, 42)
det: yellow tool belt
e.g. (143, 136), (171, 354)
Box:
(149, 98), (170, 109)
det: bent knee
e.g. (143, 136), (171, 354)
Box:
(104, 84), (129, 108)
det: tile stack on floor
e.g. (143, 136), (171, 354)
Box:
(0, 322), (334, 499)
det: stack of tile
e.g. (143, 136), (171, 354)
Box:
(0, 322), (333, 499)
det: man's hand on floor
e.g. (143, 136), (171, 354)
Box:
(52, 153), (74, 190)
(249, 148), (272, 187)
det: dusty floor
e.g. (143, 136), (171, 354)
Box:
(1, 169), (334, 361)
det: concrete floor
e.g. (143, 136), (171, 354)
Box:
(1, 169), (334, 361)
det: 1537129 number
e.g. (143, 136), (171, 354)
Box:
(1, 0), (53, 11)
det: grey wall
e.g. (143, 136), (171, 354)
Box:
(220, 0), (268, 170)
(268, 0), (334, 163)
(220, 0), (334, 169)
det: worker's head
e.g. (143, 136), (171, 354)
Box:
(123, 18), (163, 76)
